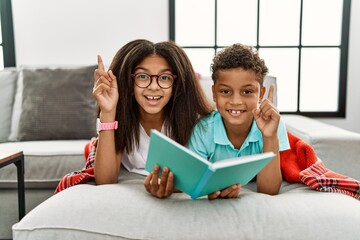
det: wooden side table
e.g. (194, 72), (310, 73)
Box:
(0, 151), (26, 220)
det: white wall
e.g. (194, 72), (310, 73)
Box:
(11, 0), (360, 133)
(12, 0), (168, 66)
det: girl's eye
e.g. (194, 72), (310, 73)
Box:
(137, 74), (150, 79)
(159, 75), (172, 81)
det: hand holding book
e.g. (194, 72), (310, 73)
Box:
(207, 183), (241, 200)
(145, 164), (242, 199)
(144, 165), (175, 199)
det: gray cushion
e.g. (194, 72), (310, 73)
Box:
(12, 170), (360, 240)
(0, 68), (18, 142)
(17, 66), (97, 141)
(264, 75), (277, 106)
(8, 67), (24, 141)
(0, 140), (89, 188)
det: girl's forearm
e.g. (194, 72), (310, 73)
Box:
(94, 131), (121, 185)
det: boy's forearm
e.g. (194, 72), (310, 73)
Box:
(257, 135), (282, 195)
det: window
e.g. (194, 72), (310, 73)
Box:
(0, 0), (16, 69)
(169, 0), (351, 117)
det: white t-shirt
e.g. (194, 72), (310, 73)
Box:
(121, 124), (167, 176)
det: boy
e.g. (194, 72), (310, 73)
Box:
(188, 44), (290, 200)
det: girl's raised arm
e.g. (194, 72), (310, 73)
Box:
(93, 55), (122, 184)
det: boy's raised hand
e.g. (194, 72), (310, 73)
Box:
(252, 85), (280, 138)
(93, 55), (119, 115)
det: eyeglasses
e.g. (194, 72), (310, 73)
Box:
(131, 73), (177, 89)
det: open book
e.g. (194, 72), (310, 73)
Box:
(145, 130), (275, 199)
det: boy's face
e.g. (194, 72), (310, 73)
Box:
(212, 68), (265, 130)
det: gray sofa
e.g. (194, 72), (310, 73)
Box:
(0, 66), (97, 239)
(1, 68), (360, 239)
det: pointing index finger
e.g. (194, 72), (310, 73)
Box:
(97, 54), (105, 71)
(267, 84), (274, 104)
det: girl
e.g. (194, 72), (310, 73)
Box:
(93, 39), (213, 198)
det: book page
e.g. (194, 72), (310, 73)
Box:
(211, 152), (275, 169)
(196, 152), (275, 198)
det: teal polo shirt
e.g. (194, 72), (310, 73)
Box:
(187, 111), (290, 163)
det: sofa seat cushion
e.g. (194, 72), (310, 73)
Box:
(12, 170), (360, 240)
(0, 140), (88, 189)
(283, 115), (360, 180)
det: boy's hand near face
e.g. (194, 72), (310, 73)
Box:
(144, 165), (176, 198)
(208, 184), (241, 200)
(252, 85), (280, 138)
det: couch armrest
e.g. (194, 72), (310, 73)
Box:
(282, 115), (360, 180)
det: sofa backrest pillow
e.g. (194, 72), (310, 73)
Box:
(9, 65), (97, 141)
(0, 68), (18, 142)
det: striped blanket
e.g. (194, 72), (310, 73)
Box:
(281, 132), (360, 200)
(54, 137), (96, 193)
(54, 133), (360, 200)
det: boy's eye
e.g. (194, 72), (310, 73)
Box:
(220, 89), (231, 94)
(242, 89), (253, 95)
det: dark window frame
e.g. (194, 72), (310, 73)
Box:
(0, 0), (16, 67)
(169, 0), (351, 118)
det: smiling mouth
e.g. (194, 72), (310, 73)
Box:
(228, 109), (245, 114)
(145, 95), (162, 100)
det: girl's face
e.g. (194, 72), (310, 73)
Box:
(133, 54), (174, 120)
(212, 67), (265, 130)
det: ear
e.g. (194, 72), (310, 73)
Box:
(259, 86), (266, 103)
(212, 84), (216, 102)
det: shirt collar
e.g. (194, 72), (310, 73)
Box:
(213, 111), (262, 146)
(213, 111), (230, 145)
(245, 121), (262, 143)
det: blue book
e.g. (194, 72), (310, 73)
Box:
(145, 130), (275, 199)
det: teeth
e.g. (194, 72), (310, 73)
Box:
(229, 110), (242, 114)
(146, 96), (161, 100)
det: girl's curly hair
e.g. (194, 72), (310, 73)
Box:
(211, 44), (268, 86)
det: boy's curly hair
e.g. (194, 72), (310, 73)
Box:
(211, 43), (268, 86)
